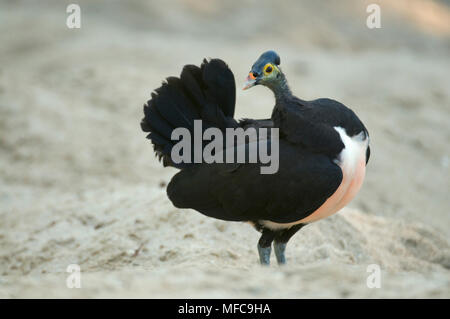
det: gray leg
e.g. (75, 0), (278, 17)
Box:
(256, 227), (277, 265)
(273, 224), (306, 265)
(257, 244), (272, 265)
(273, 242), (287, 265)
(253, 222), (305, 265)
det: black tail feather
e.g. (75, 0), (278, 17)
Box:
(142, 100), (173, 140)
(179, 64), (206, 109)
(141, 58), (238, 168)
(201, 58), (236, 118)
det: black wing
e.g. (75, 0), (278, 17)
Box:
(167, 140), (342, 223)
(272, 97), (369, 161)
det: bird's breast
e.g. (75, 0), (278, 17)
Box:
(262, 126), (369, 230)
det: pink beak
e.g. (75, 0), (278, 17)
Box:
(243, 72), (257, 90)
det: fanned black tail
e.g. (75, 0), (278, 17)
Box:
(140, 58), (238, 168)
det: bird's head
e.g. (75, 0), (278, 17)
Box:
(243, 50), (282, 90)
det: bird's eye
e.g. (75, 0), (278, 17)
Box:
(264, 64), (273, 75)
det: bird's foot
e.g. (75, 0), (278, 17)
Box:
(257, 244), (271, 265)
(273, 242), (286, 265)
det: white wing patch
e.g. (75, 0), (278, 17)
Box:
(333, 126), (369, 172)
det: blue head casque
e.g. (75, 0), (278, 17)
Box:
(251, 51), (280, 76)
(243, 50), (283, 90)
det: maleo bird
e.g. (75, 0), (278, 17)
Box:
(141, 51), (370, 265)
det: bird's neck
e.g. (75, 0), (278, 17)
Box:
(267, 72), (292, 103)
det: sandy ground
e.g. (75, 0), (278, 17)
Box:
(0, 0), (449, 298)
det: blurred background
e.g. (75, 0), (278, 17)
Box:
(0, 0), (449, 298)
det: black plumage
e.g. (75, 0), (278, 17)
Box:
(141, 51), (370, 265)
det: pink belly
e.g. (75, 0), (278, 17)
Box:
(297, 156), (366, 224)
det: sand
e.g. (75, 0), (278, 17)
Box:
(0, 0), (449, 298)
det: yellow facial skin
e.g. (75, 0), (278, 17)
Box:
(243, 63), (280, 90)
(263, 63), (274, 76)
(262, 63), (280, 83)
